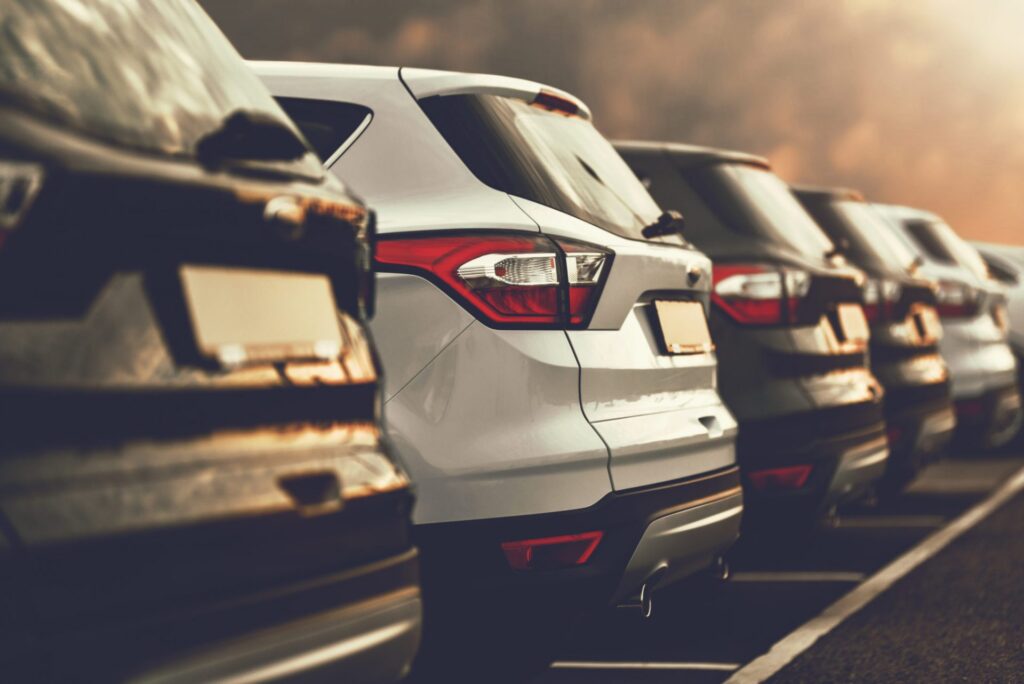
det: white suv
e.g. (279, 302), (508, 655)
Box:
(875, 204), (1021, 449)
(255, 62), (742, 675)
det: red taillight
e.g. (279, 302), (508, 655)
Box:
(501, 530), (603, 571)
(711, 264), (809, 326)
(747, 465), (813, 491)
(532, 90), (582, 117)
(934, 281), (980, 319)
(886, 425), (905, 447)
(375, 232), (610, 328)
(862, 278), (902, 323)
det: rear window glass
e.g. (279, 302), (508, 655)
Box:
(420, 93), (662, 240)
(805, 199), (918, 274)
(906, 219), (989, 279)
(0, 0), (303, 159)
(276, 98), (372, 163)
(687, 164), (834, 260)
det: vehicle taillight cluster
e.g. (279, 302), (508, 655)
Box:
(374, 231), (610, 328)
(862, 278), (902, 323)
(934, 280), (980, 319)
(711, 264), (811, 326)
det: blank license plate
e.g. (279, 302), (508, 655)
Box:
(654, 300), (713, 354)
(836, 303), (869, 343)
(180, 265), (344, 367)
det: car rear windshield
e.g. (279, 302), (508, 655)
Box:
(689, 164), (834, 260)
(818, 200), (919, 274)
(0, 0), (306, 160)
(420, 93), (662, 240)
(906, 219), (990, 280)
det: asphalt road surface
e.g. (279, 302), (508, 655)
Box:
(534, 451), (1024, 684)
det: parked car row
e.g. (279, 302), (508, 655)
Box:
(1, 2), (1020, 682)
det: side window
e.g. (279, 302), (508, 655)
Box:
(984, 255), (1019, 284)
(275, 98), (372, 163)
(905, 220), (956, 264)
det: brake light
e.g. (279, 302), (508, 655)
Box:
(532, 90), (581, 117)
(862, 278), (902, 323)
(711, 264), (810, 326)
(934, 280), (980, 319)
(375, 232), (610, 328)
(0, 161), (44, 249)
(501, 530), (603, 571)
(747, 465), (813, 491)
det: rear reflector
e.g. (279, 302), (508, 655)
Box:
(375, 232), (610, 328)
(747, 465), (813, 491)
(886, 425), (905, 447)
(501, 530), (603, 571)
(955, 398), (985, 419)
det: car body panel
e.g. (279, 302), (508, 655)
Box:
(258, 64), (740, 618)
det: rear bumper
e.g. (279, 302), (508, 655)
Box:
(3, 548), (421, 683)
(738, 406), (889, 517)
(414, 467), (742, 618)
(133, 586), (422, 684)
(884, 383), (956, 481)
(955, 384), (1023, 449)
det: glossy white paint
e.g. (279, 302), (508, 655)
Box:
(255, 64), (738, 554)
(874, 203), (1019, 400)
(370, 274), (474, 402)
(382, 321), (611, 523)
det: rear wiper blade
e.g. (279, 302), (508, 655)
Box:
(196, 110), (309, 165)
(641, 210), (687, 240)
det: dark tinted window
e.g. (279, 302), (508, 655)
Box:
(905, 219), (990, 279)
(0, 0), (308, 162)
(801, 198), (917, 274)
(688, 163), (834, 260)
(276, 98), (372, 163)
(905, 220), (956, 264)
(421, 94), (662, 240)
(982, 254), (1019, 284)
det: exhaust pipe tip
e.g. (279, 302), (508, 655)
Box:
(711, 555), (731, 582)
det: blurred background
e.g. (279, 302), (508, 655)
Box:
(201, 0), (1024, 244)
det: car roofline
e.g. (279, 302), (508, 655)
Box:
(247, 61), (592, 121)
(791, 184), (866, 202)
(614, 140), (770, 171)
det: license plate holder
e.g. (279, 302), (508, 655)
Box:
(835, 303), (869, 344)
(180, 265), (344, 367)
(653, 300), (713, 355)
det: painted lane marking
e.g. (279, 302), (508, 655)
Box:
(552, 661), (739, 671)
(730, 571), (865, 583)
(725, 463), (1024, 684)
(835, 515), (946, 529)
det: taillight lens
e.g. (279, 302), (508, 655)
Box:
(934, 280), (980, 319)
(374, 231), (610, 328)
(711, 264), (810, 326)
(501, 530), (603, 571)
(862, 278), (902, 323)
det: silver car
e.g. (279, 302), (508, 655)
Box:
(254, 62), (742, 674)
(874, 204), (1021, 448)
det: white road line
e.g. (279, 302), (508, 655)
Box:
(835, 515), (946, 529)
(730, 571), (865, 583)
(552, 661), (739, 672)
(725, 463), (1024, 684)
